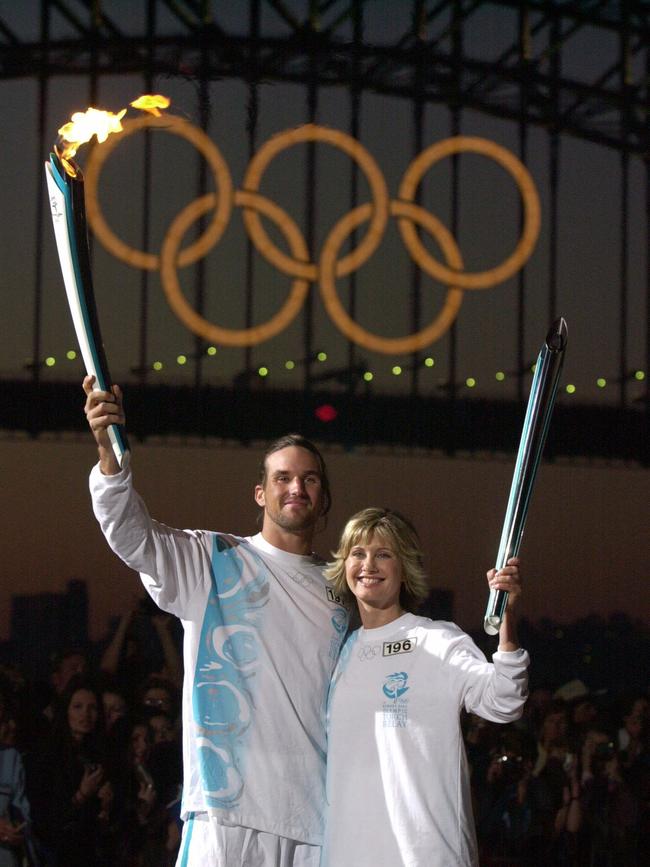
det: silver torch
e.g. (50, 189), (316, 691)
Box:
(484, 317), (568, 635)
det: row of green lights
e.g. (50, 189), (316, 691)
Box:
(39, 352), (649, 387)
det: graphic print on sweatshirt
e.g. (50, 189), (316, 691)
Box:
(382, 671), (410, 727)
(193, 535), (269, 808)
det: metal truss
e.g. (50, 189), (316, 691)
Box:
(1, 0), (648, 154)
(1, 1), (648, 461)
(3, 378), (647, 463)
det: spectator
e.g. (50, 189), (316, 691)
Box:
(101, 679), (128, 735)
(28, 675), (118, 867)
(526, 700), (582, 863)
(581, 735), (638, 866)
(100, 598), (181, 704)
(138, 676), (179, 725)
(33, 649), (89, 742)
(0, 688), (37, 867)
(120, 718), (180, 867)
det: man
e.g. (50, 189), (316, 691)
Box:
(83, 376), (348, 866)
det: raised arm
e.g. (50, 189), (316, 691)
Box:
(447, 560), (527, 722)
(83, 376), (212, 618)
(83, 374), (124, 476)
(486, 557), (522, 652)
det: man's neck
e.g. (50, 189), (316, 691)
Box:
(260, 523), (314, 556)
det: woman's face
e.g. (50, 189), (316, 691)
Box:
(149, 714), (175, 744)
(131, 724), (150, 763)
(344, 533), (403, 615)
(67, 689), (98, 740)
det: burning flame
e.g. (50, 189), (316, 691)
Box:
(130, 94), (171, 117)
(55, 94), (171, 177)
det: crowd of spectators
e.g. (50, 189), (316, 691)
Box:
(0, 605), (647, 866)
(0, 596), (183, 867)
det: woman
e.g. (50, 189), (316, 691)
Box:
(29, 675), (118, 867)
(322, 508), (529, 867)
(0, 688), (36, 867)
(119, 717), (180, 867)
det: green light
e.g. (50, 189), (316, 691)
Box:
(566, 383), (576, 394)
(285, 360), (295, 370)
(495, 371), (505, 382)
(531, 363), (537, 374)
(177, 354), (187, 365)
(258, 366), (269, 377)
(363, 371), (373, 382)
(465, 377), (476, 388)
(66, 350), (77, 361)
(206, 346), (217, 356)
(391, 366), (402, 376)
(152, 361), (163, 371)
(596, 377), (606, 388)
(45, 356), (56, 367)
(424, 357), (435, 368)
(317, 351), (327, 362)
(635, 370), (645, 381)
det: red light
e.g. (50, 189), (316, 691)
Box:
(315, 404), (338, 422)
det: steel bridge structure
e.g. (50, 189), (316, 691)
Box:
(0, 1), (648, 461)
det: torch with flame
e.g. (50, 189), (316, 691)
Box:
(44, 95), (170, 468)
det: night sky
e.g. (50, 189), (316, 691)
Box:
(0, 2), (648, 641)
(1, 2), (647, 404)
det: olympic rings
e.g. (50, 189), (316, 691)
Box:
(242, 123), (389, 280)
(84, 120), (541, 354)
(319, 201), (464, 354)
(160, 190), (310, 347)
(85, 115), (233, 270)
(398, 137), (541, 290)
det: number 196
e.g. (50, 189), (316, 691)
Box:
(383, 638), (414, 656)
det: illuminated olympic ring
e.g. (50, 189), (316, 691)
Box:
(160, 190), (310, 346)
(242, 123), (389, 279)
(85, 114), (233, 270)
(84, 119), (541, 354)
(398, 137), (541, 290)
(319, 201), (464, 354)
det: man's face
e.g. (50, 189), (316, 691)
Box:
(143, 686), (172, 715)
(255, 446), (324, 534)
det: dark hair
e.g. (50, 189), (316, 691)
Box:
(139, 675), (179, 718)
(258, 433), (332, 517)
(52, 674), (105, 747)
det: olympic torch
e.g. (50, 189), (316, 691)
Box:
(44, 96), (170, 469)
(484, 317), (568, 635)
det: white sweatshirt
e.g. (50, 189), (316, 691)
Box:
(90, 464), (348, 845)
(323, 612), (529, 866)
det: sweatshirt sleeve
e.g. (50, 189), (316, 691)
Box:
(89, 462), (213, 618)
(461, 645), (529, 722)
(438, 624), (529, 723)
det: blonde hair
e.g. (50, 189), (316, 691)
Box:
(324, 508), (430, 612)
